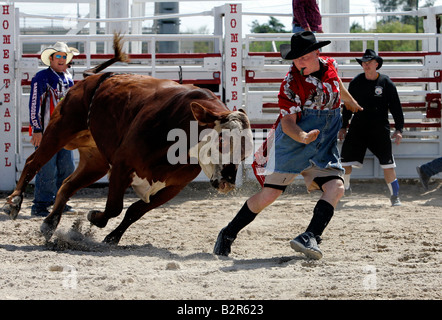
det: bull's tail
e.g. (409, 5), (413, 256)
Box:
(83, 33), (130, 78)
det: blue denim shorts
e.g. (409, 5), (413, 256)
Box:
(265, 108), (343, 175)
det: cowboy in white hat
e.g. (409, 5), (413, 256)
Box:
(28, 42), (79, 217)
(40, 42), (80, 70)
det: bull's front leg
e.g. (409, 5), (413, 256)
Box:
(2, 153), (40, 219)
(2, 121), (74, 219)
(87, 162), (133, 228)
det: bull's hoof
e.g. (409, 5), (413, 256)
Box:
(87, 210), (108, 228)
(103, 233), (121, 245)
(2, 195), (23, 220)
(40, 220), (56, 241)
(2, 203), (15, 218)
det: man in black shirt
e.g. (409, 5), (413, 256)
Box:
(339, 49), (404, 206)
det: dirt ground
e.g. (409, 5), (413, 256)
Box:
(0, 179), (440, 300)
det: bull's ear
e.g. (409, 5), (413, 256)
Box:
(190, 102), (221, 125)
(238, 108), (247, 115)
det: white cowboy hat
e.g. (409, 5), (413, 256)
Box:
(40, 42), (80, 66)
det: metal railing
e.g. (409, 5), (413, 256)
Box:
(10, 3), (442, 184)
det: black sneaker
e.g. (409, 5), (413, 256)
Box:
(290, 231), (323, 260)
(416, 166), (430, 191)
(63, 205), (76, 215)
(213, 227), (236, 257)
(31, 207), (50, 217)
(390, 195), (401, 206)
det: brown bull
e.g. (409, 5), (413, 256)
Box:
(2, 37), (253, 245)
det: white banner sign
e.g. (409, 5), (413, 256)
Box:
(0, 3), (16, 191)
(224, 3), (242, 111)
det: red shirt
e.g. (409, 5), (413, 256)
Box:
(292, 0), (323, 32)
(278, 57), (341, 121)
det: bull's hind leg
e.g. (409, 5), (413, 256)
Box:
(41, 147), (109, 240)
(103, 185), (184, 245)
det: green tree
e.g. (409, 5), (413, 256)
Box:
(372, 0), (434, 12)
(350, 22), (365, 51)
(250, 17), (288, 33)
(400, 0), (435, 26)
(351, 0), (436, 51)
(351, 21), (422, 52)
(249, 17), (289, 52)
(371, 0), (435, 24)
(372, 0), (403, 12)
(376, 21), (420, 51)
(181, 26), (214, 53)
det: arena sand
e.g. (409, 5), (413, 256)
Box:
(0, 179), (440, 300)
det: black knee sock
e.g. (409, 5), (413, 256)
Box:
(224, 201), (257, 238)
(306, 199), (334, 237)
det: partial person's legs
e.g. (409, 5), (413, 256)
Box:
(420, 157), (442, 176)
(292, 25), (305, 33)
(417, 157), (442, 191)
(290, 178), (344, 260)
(368, 127), (400, 206)
(55, 149), (76, 213)
(32, 154), (57, 217)
(55, 148), (75, 189)
(213, 187), (283, 256)
(343, 165), (352, 194)
(384, 167), (401, 206)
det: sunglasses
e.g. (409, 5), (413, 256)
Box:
(54, 54), (67, 59)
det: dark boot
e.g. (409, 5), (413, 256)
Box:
(213, 227), (236, 256)
(213, 201), (257, 257)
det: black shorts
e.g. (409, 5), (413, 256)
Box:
(340, 125), (396, 168)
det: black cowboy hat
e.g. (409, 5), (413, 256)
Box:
(280, 31), (331, 60)
(356, 49), (383, 70)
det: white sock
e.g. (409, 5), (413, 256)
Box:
(344, 174), (351, 190)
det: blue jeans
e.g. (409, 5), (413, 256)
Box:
(267, 108), (343, 174)
(32, 148), (75, 211)
(292, 25), (317, 33)
(420, 157), (442, 177)
(292, 25), (305, 33)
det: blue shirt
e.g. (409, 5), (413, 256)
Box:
(29, 67), (73, 133)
